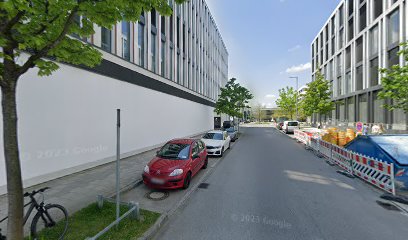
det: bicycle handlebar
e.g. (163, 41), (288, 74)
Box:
(24, 187), (50, 197)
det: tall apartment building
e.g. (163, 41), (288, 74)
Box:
(311, 0), (407, 131)
(0, 0), (228, 194)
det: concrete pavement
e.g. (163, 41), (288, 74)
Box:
(154, 127), (408, 240)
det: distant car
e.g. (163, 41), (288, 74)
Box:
(201, 130), (231, 157)
(225, 127), (238, 142)
(142, 139), (208, 190)
(222, 121), (232, 129)
(244, 120), (250, 123)
(283, 121), (299, 134)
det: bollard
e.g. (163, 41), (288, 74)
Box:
(129, 201), (140, 220)
(97, 195), (104, 209)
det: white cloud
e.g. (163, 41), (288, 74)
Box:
(285, 62), (311, 74)
(265, 94), (276, 99)
(288, 45), (301, 52)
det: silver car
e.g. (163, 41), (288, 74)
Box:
(225, 127), (238, 142)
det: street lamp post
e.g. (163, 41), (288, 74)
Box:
(290, 76), (299, 121)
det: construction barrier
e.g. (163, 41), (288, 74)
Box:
(294, 130), (310, 146)
(309, 137), (320, 153)
(319, 139), (332, 159)
(351, 152), (396, 195)
(293, 130), (395, 195)
(331, 144), (353, 174)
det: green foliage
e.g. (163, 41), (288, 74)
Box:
(378, 41), (408, 113)
(300, 71), (334, 117)
(0, 0), (186, 79)
(275, 86), (297, 119)
(214, 78), (254, 118)
(29, 202), (160, 240)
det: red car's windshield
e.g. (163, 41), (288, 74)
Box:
(157, 143), (191, 160)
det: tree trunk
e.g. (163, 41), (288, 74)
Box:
(1, 79), (24, 240)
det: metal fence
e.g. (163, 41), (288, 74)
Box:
(294, 130), (396, 195)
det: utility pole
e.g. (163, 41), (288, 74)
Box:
(290, 76), (299, 121)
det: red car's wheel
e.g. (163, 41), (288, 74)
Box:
(183, 172), (192, 189)
(202, 157), (208, 169)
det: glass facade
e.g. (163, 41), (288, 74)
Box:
(312, 0), (407, 127)
(91, 0), (228, 102)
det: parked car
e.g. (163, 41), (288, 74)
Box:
(283, 121), (299, 134)
(201, 130), (231, 157)
(142, 139), (208, 190)
(277, 122), (284, 130)
(225, 127), (238, 142)
(222, 121), (232, 129)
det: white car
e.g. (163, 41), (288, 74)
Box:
(201, 130), (231, 157)
(283, 121), (299, 134)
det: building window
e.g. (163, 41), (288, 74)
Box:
(121, 21), (130, 61)
(101, 27), (111, 52)
(388, 47), (399, 68)
(373, 91), (384, 123)
(151, 33), (156, 72)
(358, 94), (368, 123)
(161, 16), (165, 35)
(373, 0), (383, 19)
(347, 97), (355, 122)
(359, 3), (366, 32)
(356, 65), (363, 91)
(345, 71), (351, 94)
(345, 47), (351, 69)
(161, 41), (166, 77)
(337, 76), (342, 96)
(331, 37), (335, 55)
(348, 18), (354, 41)
(388, 10), (400, 46)
(356, 37), (363, 63)
(138, 23), (145, 67)
(339, 5), (344, 27)
(348, 0), (353, 16)
(339, 29), (344, 49)
(392, 108), (406, 128)
(151, 9), (157, 27)
(370, 25), (379, 56)
(370, 57), (379, 87)
(177, 54), (180, 84)
(170, 48), (174, 80)
(170, 14), (174, 42)
(176, 17), (180, 49)
(183, 24), (186, 53)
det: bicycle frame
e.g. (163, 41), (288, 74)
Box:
(0, 194), (43, 226)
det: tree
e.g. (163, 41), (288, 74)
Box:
(0, 0), (185, 238)
(275, 87), (297, 119)
(250, 103), (266, 122)
(214, 78), (254, 124)
(300, 71), (334, 125)
(378, 41), (408, 113)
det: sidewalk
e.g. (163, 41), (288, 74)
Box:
(0, 146), (158, 231)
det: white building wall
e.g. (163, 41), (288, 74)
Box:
(0, 58), (214, 194)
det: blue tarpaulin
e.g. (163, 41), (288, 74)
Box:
(345, 135), (408, 190)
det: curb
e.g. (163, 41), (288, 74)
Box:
(137, 143), (233, 240)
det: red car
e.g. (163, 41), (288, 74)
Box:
(142, 139), (208, 189)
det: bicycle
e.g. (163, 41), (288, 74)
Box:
(0, 187), (68, 240)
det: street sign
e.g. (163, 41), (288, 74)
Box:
(356, 122), (363, 132)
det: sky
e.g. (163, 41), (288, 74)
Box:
(205, 0), (341, 107)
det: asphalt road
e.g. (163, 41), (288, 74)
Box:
(154, 127), (408, 240)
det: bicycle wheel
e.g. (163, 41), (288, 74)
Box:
(30, 204), (68, 240)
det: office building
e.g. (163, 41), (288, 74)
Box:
(311, 0), (407, 131)
(0, 0), (228, 194)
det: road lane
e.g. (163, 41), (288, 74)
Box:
(154, 127), (408, 240)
